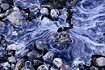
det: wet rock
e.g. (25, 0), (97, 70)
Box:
(57, 31), (70, 45)
(43, 51), (54, 60)
(90, 66), (98, 70)
(96, 57), (105, 67)
(8, 56), (16, 63)
(53, 58), (63, 68)
(59, 65), (70, 70)
(1, 62), (10, 70)
(50, 9), (59, 20)
(21, 61), (34, 70)
(60, 66), (67, 70)
(1, 3), (9, 11)
(14, 59), (24, 70)
(5, 9), (14, 16)
(7, 10), (25, 25)
(36, 40), (48, 50)
(7, 44), (22, 50)
(0, 13), (5, 18)
(37, 64), (49, 70)
(40, 7), (49, 16)
(27, 50), (40, 58)
(33, 60), (42, 66)
(0, 21), (4, 28)
(65, 65), (70, 70)
(11, 63), (15, 69)
(73, 58), (85, 66)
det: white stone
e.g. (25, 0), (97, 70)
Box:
(7, 44), (22, 50)
(50, 9), (59, 19)
(8, 56), (16, 63)
(53, 58), (63, 68)
(40, 7), (49, 16)
(96, 57), (105, 67)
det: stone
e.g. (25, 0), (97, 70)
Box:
(7, 11), (24, 25)
(96, 57), (105, 67)
(60, 66), (67, 70)
(33, 60), (42, 66)
(43, 51), (54, 60)
(21, 61), (34, 70)
(1, 3), (9, 11)
(40, 7), (49, 16)
(53, 58), (63, 68)
(1, 62), (10, 70)
(8, 56), (16, 63)
(7, 44), (22, 50)
(50, 9), (59, 19)
(37, 64), (49, 70)
(36, 40), (48, 50)
(57, 31), (70, 45)
(0, 13), (5, 18)
(90, 66), (98, 70)
(14, 59), (24, 70)
(27, 51), (40, 58)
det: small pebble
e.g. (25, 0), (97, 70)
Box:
(14, 59), (24, 70)
(50, 9), (59, 19)
(90, 66), (98, 70)
(43, 51), (54, 60)
(37, 64), (49, 70)
(53, 58), (63, 68)
(36, 40), (48, 50)
(8, 56), (16, 63)
(1, 3), (9, 11)
(40, 7), (49, 16)
(96, 57), (105, 67)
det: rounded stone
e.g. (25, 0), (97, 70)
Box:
(50, 9), (59, 19)
(8, 56), (16, 63)
(14, 59), (24, 70)
(1, 3), (9, 11)
(43, 51), (54, 60)
(53, 58), (63, 68)
(40, 7), (49, 16)
(37, 65), (49, 70)
(96, 57), (105, 67)
(36, 40), (48, 50)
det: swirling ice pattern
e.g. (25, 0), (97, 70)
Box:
(1, 0), (105, 69)
(70, 0), (105, 66)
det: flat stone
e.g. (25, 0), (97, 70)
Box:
(7, 44), (22, 50)
(96, 57), (105, 67)
(8, 56), (16, 63)
(90, 66), (98, 70)
(1, 3), (9, 11)
(14, 59), (24, 70)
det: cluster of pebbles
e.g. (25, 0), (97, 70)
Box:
(0, 0), (105, 70)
